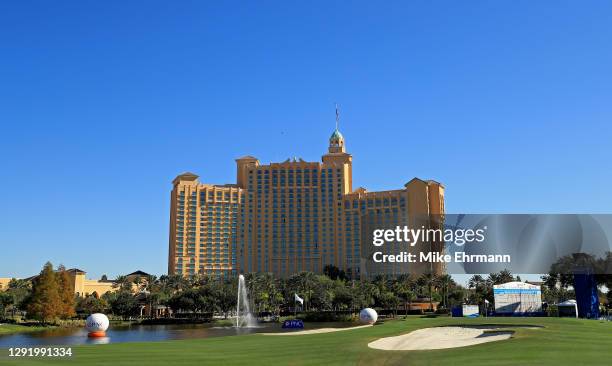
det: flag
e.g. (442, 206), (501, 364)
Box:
(294, 293), (304, 305)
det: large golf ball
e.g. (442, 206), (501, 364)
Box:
(359, 308), (378, 324)
(85, 313), (109, 332)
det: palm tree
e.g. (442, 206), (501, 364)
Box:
(167, 274), (189, 292)
(391, 274), (413, 315)
(435, 274), (453, 310)
(468, 274), (489, 306)
(211, 279), (235, 318)
(468, 274), (485, 289)
(418, 273), (436, 311)
(372, 274), (391, 294)
(113, 275), (132, 292)
(488, 269), (514, 285)
(287, 272), (317, 311)
(140, 275), (162, 318)
(131, 275), (143, 292)
(354, 281), (379, 309)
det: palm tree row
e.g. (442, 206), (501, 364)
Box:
(95, 267), (467, 319)
(2, 265), (468, 321)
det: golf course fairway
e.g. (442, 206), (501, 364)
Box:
(1, 316), (610, 365)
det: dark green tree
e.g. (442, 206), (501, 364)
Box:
(26, 262), (63, 322)
(0, 291), (13, 319)
(109, 291), (139, 319)
(57, 265), (76, 319)
(76, 295), (109, 314)
(323, 265), (347, 281)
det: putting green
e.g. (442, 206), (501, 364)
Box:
(1, 317), (610, 365)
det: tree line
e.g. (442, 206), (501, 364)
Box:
(1, 263), (468, 322)
(80, 267), (467, 320)
(3, 255), (609, 323)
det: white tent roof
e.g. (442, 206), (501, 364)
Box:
(557, 300), (577, 306)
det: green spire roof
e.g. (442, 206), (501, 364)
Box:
(330, 128), (344, 140)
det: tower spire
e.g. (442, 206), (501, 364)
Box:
(328, 103), (345, 153)
(335, 103), (340, 131)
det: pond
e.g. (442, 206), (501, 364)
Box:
(0, 322), (354, 348)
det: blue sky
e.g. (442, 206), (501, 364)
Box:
(1, 1), (611, 279)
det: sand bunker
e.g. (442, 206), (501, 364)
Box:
(368, 326), (513, 350)
(263, 324), (372, 336)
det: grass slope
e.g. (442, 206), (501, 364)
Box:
(1, 317), (610, 365)
(0, 324), (48, 335)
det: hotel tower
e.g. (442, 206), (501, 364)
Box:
(168, 126), (445, 279)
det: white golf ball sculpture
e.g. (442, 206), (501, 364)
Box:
(85, 313), (109, 337)
(359, 308), (378, 324)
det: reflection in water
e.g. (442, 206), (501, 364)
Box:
(0, 322), (353, 348)
(87, 336), (110, 345)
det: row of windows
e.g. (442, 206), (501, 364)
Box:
(344, 197), (406, 208)
(249, 168), (341, 175)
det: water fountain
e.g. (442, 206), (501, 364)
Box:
(236, 274), (257, 328)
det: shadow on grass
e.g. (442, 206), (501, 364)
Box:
(478, 330), (515, 338)
(437, 323), (545, 329)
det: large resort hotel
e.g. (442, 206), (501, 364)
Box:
(168, 126), (445, 279)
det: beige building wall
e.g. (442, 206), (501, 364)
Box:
(0, 278), (11, 291)
(0, 270), (116, 296)
(66, 269), (116, 297)
(81, 280), (115, 296)
(168, 174), (243, 277)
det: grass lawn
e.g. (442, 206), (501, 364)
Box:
(0, 324), (48, 336)
(1, 316), (610, 365)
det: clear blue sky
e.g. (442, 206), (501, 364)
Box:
(1, 1), (611, 280)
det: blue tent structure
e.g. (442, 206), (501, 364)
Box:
(573, 269), (600, 319)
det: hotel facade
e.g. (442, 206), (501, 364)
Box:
(168, 128), (445, 279)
